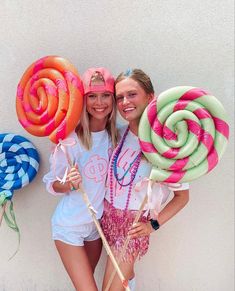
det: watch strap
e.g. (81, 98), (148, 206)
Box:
(150, 218), (160, 231)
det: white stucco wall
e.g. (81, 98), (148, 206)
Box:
(0, 1), (234, 290)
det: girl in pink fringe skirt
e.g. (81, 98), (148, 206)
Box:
(101, 69), (189, 291)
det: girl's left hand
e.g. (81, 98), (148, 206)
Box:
(128, 221), (154, 238)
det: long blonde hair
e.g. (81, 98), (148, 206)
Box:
(75, 94), (118, 150)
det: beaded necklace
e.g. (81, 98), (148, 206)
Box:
(109, 127), (142, 211)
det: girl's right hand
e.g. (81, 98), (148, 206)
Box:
(66, 165), (82, 190)
(128, 221), (154, 238)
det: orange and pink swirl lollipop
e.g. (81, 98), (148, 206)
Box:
(16, 56), (84, 143)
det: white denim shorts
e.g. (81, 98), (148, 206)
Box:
(52, 221), (100, 246)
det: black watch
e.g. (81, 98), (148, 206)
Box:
(150, 219), (160, 231)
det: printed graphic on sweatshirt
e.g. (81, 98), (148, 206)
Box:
(84, 155), (108, 183)
(112, 148), (139, 197)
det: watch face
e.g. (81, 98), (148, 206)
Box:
(151, 219), (160, 230)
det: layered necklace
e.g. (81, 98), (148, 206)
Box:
(109, 127), (142, 211)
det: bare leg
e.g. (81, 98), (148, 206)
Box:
(84, 238), (102, 272)
(102, 254), (136, 291)
(55, 240), (98, 291)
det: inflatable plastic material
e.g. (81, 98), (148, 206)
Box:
(0, 133), (40, 199)
(16, 56), (84, 144)
(0, 133), (40, 258)
(138, 86), (229, 183)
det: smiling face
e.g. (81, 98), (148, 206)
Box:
(86, 91), (113, 129)
(115, 78), (153, 133)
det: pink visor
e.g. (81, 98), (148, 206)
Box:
(82, 67), (115, 94)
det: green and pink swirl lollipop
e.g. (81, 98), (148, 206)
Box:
(139, 86), (229, 183)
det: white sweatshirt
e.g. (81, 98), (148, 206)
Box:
(43, 130), (112, 226)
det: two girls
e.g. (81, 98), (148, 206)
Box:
(44, 67), (189, 291)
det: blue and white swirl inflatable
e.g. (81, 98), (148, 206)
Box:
(0, 133), (40, 200)
(0, 133), (40, 258)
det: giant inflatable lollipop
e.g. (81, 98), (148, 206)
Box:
(0, 133), (40, 257)
(139, 86), (229, 182)
(16, 56), (130, 290)
(16, 56), (84, 144)
(0, 133), (39, 195)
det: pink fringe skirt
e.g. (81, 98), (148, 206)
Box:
(101, 200), (150, 262)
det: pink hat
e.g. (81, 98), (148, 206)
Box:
(82, 67), (115, 94)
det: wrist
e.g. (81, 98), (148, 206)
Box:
(150, 218), (160, 231)
(69, 181), (76, 191)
